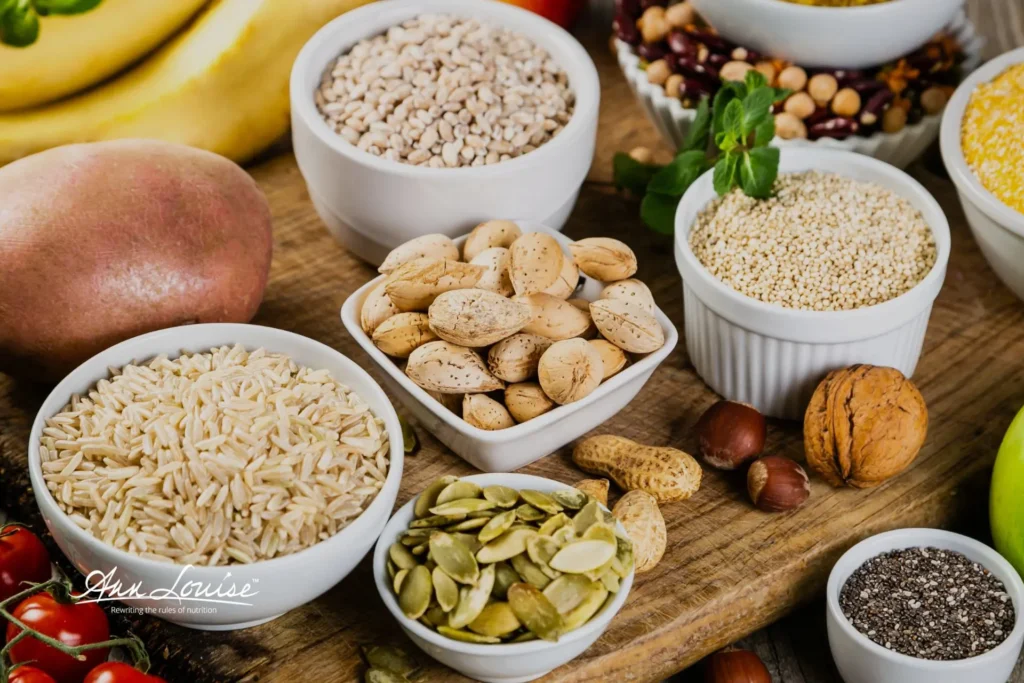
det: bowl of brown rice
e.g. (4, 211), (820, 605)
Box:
(28, 323), (404, 631)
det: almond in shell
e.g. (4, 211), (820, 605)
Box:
(509, 232), (565, 296)
(469, 247), (514, 297)
(361, 281), (399, 334)
(463, 394), (516, 431)
(538, 338), (603, 405)
(611, 490), (665, 573)
(504, 382), (555, 423)
(406, 341), (504, 394)
(589, 339), (628, 380)
(541, 252), (580, 300)
(517, 294), (592, 341)
(463, 220), (523, 262)
(379, 234), (460, 274)
(372, 312), (437, 358)
(600, 279), (655, 313)
(487, 333), (553, 383)
(590, 299), (664, 354)
(569, 237), (638, 281)
(384, 258), (486, 312)
(428, 289), (532, 347)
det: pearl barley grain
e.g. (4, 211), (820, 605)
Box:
(689, 172), (936, 311)
(315, 14), (575, 168)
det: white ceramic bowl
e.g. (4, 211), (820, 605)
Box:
(941, 47), (1024, 302)
(28, 323), (404, 631)
(674, 148), (950, 419)
(616, 11), (983, 168)
(289, 0), (600, 266)
(826, 528), (1024, 683)
(373, 472), (635, 683)
(689, 0), (964, 69)
(340, 221), (678, 472)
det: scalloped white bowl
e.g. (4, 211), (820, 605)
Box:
(616, 11), (982, 168)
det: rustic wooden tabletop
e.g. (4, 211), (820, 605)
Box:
(0, 1), (1023, 682)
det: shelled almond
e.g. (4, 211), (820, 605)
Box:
(361, 222), (666, 430)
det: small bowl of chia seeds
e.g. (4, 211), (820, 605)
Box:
(826, 528), (1024, 683)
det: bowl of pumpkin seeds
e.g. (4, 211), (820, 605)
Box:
(372, 472), (635, 683)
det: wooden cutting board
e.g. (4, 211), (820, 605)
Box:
(1, 5), (1022, 682)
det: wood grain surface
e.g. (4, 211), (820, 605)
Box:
(1, 2), (1023, 682)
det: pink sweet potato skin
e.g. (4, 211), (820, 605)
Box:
(0, 139), (273, 381)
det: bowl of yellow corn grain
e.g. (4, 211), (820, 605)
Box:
(941, 47), (1024, 301)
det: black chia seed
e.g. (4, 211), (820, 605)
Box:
(839, 546), (1016, 660)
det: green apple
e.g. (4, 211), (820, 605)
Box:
(992, 405), (1024, 578)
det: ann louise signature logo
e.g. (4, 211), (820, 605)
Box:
(81, 566), (260, 607)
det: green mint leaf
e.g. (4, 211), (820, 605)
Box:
(613, 152), (663, 195)
(712, 82), (744, 137)
(739, 147), (779, 199)
(715, 129), (738, 153)
(648, 150), (707, 196)
(754, 116), (775, 147)
(741, 87), (776, 134)
(721, 98), (744, 139)
(34, 0), (102, 15)
(773, 87), (792, 103)
(640, 192), (679, 235)
(682, 97), (712, 153)
(1, 0), (39, 46)
(713, 153), (741, 196)
(744, 70), (768, 92)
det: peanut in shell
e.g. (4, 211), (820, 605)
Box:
(572, 434), (702, 503)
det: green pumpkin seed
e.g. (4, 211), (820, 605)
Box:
(400, 416), (418, 456)
(411, 542), (430, 556)
(468, 601), (522, 637)
(482, 484), (519, 508)
(492, 561), (520, 600)
(476, 527), (537, 564)
(365, 667), (410, 683)
(562, 583), (609, 631)
(436, 625), (501, 644)
(451, 532), (482, 555)
(389, 542), (419, 570)
(526, 535), (560, 567)
(410, 513), (466, 528)
(444, 517), (489, 531)
(550, 540), (617, 574)
(551, 488), (588, 510)
(467, 509), (498, 519)
(573, 500), (603, 535)
(582, 522), (617, 546)
(387, 560), (397, 580)
(507, 583), (564, 642)
(393, 568), (409, 594)
(542, 574), (599, 614)
(422, 604), (447, 627)
(432, 566), (460, 612)
(435, 480), (483, 505)
(613, 537), (634, 578)
(478, 510), (516, 543)
(448, 564), (495, 629)
(552, 525), (576, 547)
(599, 570), (620, 593)
(519, 490), (563, 515)
(511, 631), (538, 643)
(361, 645), (420, 678)
(510, 553), (551, 589)
(431, 498), (496, 516)
(398, 564), (432, 620)
(583, 557), (616, 582)
(399, 534), (422, 547)
(515, 504), (545, 522)
(415, 476), (458, 518)
(429, 532), (479, 585)
(537, 512), (571, 537)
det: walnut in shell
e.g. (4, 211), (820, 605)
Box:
(803, 365), (928, 488)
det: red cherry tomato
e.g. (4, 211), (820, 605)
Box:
(9, 666), (58, 683)
(83, 663), (167, 683)
(6, 592), (110, 683)
(0, 526), (52, 602)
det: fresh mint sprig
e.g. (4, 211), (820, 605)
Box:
(614, 70), (791, 234)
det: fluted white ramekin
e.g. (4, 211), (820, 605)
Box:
(674, 148), (950, 420)
(616, 11), (982, 169)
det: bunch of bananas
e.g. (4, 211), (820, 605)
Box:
(0, 0), (372, 165)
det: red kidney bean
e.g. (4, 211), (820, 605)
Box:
(845, 78), (887, 95)
(667, 30), (696, 56)
(804, 107), (832, 127)
(616, 0), (642, 17)
(640, 0), (667, 8)
(809, 117), (860, 140)
(707, 52), (729, 69)
(682, 26), (734, 54)
(637, 42), (668, 62)
(663, 53), (679, 73)
(676, 56), (720, 86)
(859, 89), (893, 126)
(613, 14), (641, 45)
(679, 77), (712, 99)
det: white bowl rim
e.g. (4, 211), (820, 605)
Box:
(702, 0), (958, 15)
(673, 147), (951, 340)
(289, 0), (600, 180)
(340, 221), (679, 443)
(940, 46), (1024, 237)
(372, 472), (635, 655)
(27, 323), (406, 578)
(826, 527), (1024, 669)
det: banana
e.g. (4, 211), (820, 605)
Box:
(0, 0), (372, 165)
(0, 0), (210, 111)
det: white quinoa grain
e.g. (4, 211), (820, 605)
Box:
(689, 171), (937, 311)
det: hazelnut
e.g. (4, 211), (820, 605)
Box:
(777, 65), (807, 92)
(665, 1), (695, 28)
(646, 58), (671, 86)
(774, 112), (807, 140)
(665, 73), (684, 99)
(882, 105), (907, 133)
(704, 648), (771, 683)
(754, 61), (777, 85)
(747, 456), (810, 512)
(783, 91), (816, 120)
(696, 400), (766, 470)
(831, 87), (861, 117)
(720, 60), (754, 83)
(920, 86), (949, 115)
(807, 73), (839, 106)
(639, 6), (671, 44)
(629, 146), (654, 164)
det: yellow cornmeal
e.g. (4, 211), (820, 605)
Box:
(778, 0), (890, 5)
(962, 63), (1024, 214)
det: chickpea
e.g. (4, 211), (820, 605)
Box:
(774, 112), (808, 140)
(831, 87), (861, 117)
(646, 58), (672, 86)
(720, 60), (754, 82)
(629, 146), (655, 164)
(783, 92), (816, 120)
(665, 73), (684, 99)
(639, 6), (671, 44)
(882, 105), (907, 134)
(808, 73), (839, 106)
(665, 1), (695, 29)
(920, 86), (949, 115)
(777, 65), (808, 92)
(755, 61), (777, 85)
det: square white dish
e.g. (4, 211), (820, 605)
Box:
(340, 221), (678, 472)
